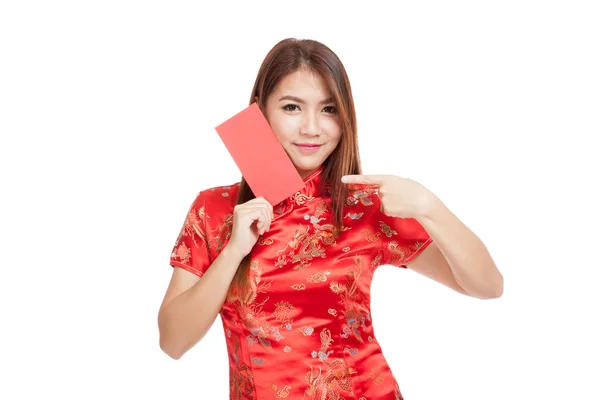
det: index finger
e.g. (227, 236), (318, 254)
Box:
(341, 174), (386, 185)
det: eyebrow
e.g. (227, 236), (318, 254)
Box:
(278, 95), (334, 105)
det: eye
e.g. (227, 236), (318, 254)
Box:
(323, 106), (336, 114)
(282, 104), (299, 111)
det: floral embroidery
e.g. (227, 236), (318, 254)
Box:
(259, 238), (275, 245)
(307, 271), (331, 283)
(387, 241), (426, 265)
(269, 384), (292, 398)
(299, 326), (314, 336)
(291, 283), (306, 290)
(251, 356), (265, 365)
(292, 191), (314, 205)
(274, 201), (339, 270)
(387, 241), (407, 264)
(344, 212), (364, 220)
(230, 334), (255, 400)
(343, 347), (358, 356)
(273, 301), (296, 331)
(173, 242), (191, 264)
(372, 248), (383, 269)
(228, 260), (276, 351)
(330, 256), (370, 343)
(379, 220), (398, 238)
(209, 212), (233, 251)
(303, 328), (357, 399)
(361, 227), (381, 243)
(170, 202), (210, 267)
(174, 203), (208, 249)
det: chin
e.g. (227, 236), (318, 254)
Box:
(291, 159), (322, 176)
(292, 159), (321, 170)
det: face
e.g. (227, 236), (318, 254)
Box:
(263, 68), (342, 179)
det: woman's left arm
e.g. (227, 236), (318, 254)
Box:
(342, 174), (503, 300)
(410, 196), (503, 299)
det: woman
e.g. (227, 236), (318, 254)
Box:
(158, 38), (503, 400)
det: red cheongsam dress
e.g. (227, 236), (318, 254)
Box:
(169, 165), (432, 400)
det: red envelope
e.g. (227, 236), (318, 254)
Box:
(215, 102), (306, 206)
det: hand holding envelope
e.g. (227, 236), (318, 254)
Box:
(215, 102), (306, 206)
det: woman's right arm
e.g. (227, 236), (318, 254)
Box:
(158, 244), (244, 360)
(158, 195), (273, 360)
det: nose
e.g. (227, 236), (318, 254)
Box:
(300, 112), (321, 137)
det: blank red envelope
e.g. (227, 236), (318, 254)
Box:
(215, 102), (306, 206)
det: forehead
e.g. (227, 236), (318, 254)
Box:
(274, 69), (331, 97)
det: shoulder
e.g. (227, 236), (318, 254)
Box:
(201, 181), (241, 206)
(191, 181), (241, 221)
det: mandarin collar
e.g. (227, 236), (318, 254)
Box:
(272, 165), (328, 219)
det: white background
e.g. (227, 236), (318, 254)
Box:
(1, 1), (599, 399)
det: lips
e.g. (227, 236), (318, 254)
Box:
(295, 143), (321, 153)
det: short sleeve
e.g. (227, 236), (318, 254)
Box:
(169, 191), (212, 277)
(376, 196), (433, 268)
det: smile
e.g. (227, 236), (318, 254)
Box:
(295, 144), (321, 152)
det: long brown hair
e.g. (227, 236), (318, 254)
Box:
(227, 38), (362, 299)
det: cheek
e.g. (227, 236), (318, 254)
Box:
(270, 116), (298, 143)
(324, 120), (342, 142)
